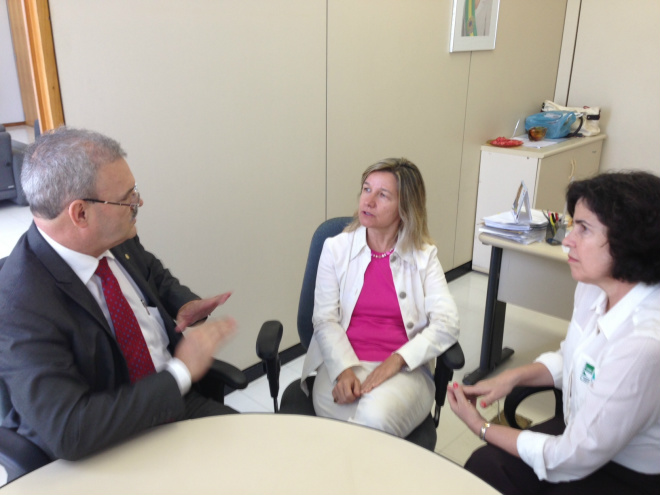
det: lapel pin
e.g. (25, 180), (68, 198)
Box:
(125, 254), (130, 260)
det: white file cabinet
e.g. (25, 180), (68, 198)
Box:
(472, 134), (605, 273)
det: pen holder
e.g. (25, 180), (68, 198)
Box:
(546, 218), (567, 246)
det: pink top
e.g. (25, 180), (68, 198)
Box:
(346, 251), (409, 362)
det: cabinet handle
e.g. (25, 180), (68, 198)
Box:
(569, 159), (576, 181)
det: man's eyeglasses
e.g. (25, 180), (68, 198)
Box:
(83, 185), (141, 216)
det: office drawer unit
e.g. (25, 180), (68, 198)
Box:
(472, 134), (605, 273)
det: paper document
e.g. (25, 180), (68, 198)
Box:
(483, 209), (548, 231)
(479, 225), (546, 245)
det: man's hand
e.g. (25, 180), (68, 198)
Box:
(173, 317), (236, 382)
(175, 292), (232, 332)
(332, 368), (362, 404)
(361, 353), (405, 394)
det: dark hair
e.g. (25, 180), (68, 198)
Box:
(566, 171), (660, 284)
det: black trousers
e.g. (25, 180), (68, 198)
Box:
(465, 417), (660, 495)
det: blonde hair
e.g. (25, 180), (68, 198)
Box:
(345, 157), (432, 251)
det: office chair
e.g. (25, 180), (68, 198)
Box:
(256, 217), (465, 451)
(0, 126), (28, 206)
(503, 386), (563, 429)
(0, 256), (247, 484)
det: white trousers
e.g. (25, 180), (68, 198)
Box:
(312, 361), (435, 438)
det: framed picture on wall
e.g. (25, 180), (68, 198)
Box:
(449, 0), (500, 52)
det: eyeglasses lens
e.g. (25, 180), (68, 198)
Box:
(131, 188), (140, 217)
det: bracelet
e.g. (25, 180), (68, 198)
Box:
(479, 422), (491, 442)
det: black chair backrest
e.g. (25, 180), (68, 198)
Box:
(296, 217), (352, 349)
(1, 131), (12, 169)
(1, 256), (11, 419)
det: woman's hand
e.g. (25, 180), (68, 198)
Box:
(462, 372), (516, 409)
(448, 381), (523, 457)
(361, 353), (406, 394)
(463, 364), (552, 408)
(447, 381), (486, 435)
(333, 368), (362, 404)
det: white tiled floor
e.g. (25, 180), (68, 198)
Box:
(0, 202), (568, 467)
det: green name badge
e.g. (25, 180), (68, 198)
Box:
(580, 363), (595, 384)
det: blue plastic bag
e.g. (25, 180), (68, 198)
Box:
(525, 111), (577, 139)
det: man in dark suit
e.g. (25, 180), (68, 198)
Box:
(0, 127), (237, 461)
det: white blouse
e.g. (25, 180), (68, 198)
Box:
(518, 282), (660, 481)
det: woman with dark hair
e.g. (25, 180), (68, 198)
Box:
(448, 171), (660, 494)
(300, 158), (459, 437)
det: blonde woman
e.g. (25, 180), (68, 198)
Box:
(300, 158), (459, 437)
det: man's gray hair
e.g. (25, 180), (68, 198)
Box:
(21, 127), (127, 219)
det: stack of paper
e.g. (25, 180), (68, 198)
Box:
(479, 209), (548, 244)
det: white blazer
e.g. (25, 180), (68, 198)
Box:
(301, 226), (459, 390)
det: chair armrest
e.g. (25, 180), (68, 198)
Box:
(440, 342), (465, 370)
(206, 360), (248, 390)
(197, 359), (248, 404)
(256, 320), (283, 360)
(256, 320), (284, 410)
(431, 342), (465, 426)
(0, 427), (51, 484)
(503, 386), (562, 430)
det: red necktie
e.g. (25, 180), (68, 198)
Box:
(95, 257), (155, 383)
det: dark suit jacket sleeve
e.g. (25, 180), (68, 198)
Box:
(0, 228), (199, 461)
(113, 235), (201, 324)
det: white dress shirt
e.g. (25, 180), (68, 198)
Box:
(38, 228), (191, 394)
(517, 282), (660, 481)
(301, 225), (459, 386)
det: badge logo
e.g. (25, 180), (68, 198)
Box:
(580, 363), (595, 383)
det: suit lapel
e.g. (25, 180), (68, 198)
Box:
(26, 224), (111, 334)
(111, 242), (156, 305)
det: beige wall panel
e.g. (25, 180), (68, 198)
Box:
(49, 0), (327, 369)
(45, 0), (575, 372)
(327, 0), (469, 270)
(567, 0), (660, 175)
(453, 0), (567, 267)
